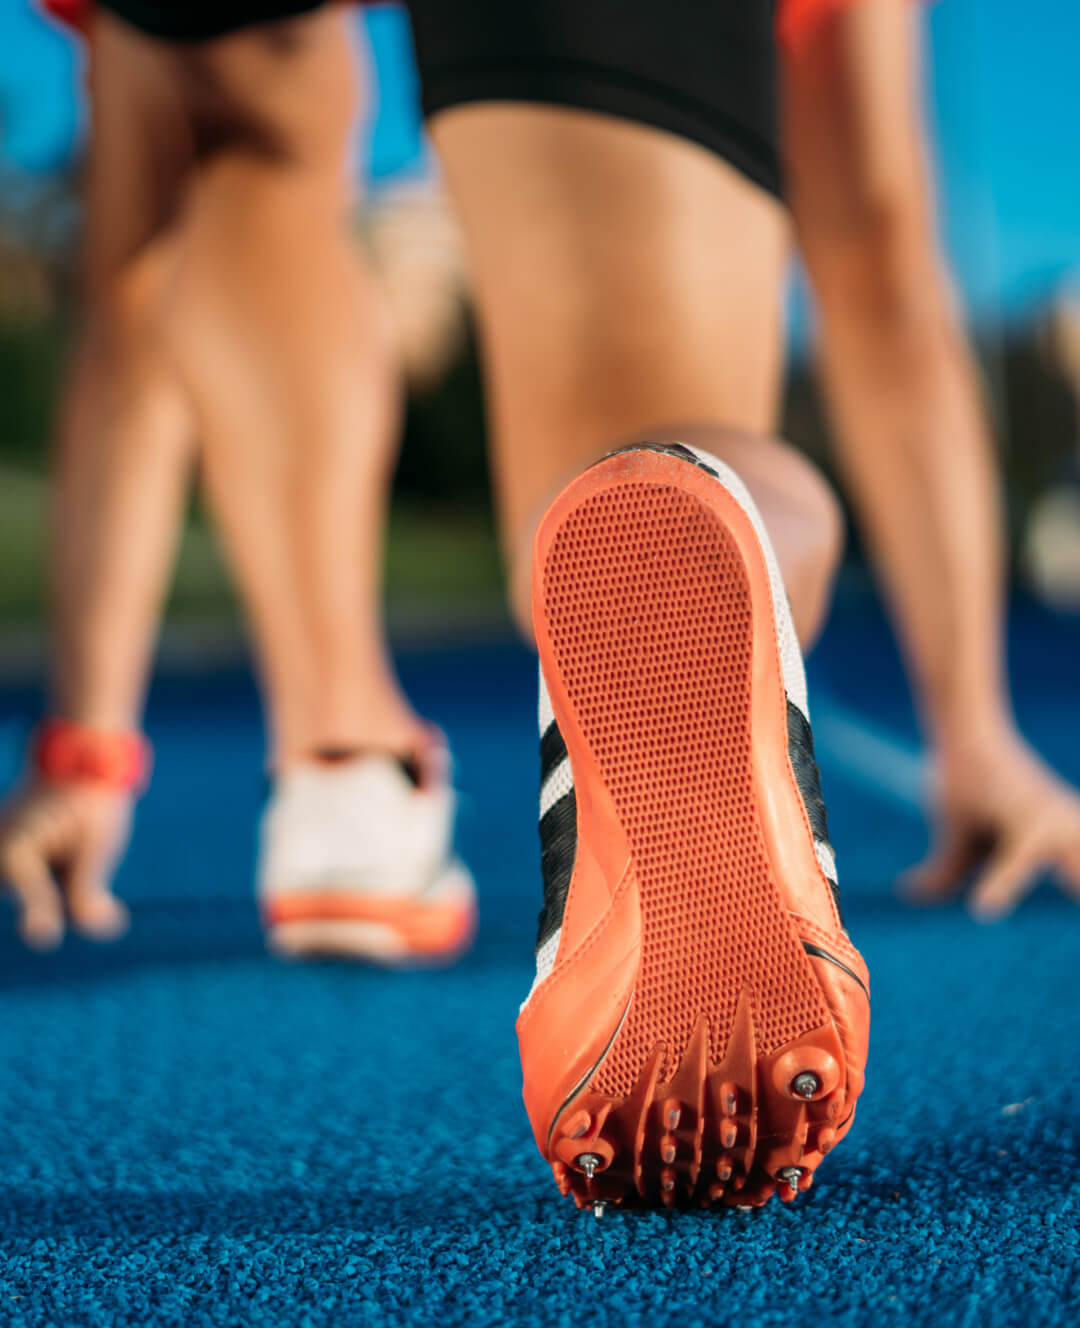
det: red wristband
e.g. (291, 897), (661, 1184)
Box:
(33, 719), (153, 794)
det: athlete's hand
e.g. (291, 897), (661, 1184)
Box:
(904, 731), (1080, 919)
(0, 781), (132, 949)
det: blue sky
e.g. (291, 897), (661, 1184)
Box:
(925, 0), (1080, 316)
(2, 0), (1078, 318)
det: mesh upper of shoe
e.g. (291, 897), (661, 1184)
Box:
(258, 754), (456, 899)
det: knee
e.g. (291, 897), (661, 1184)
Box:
(503, 437), (845, 653)
(74, 239), (194, 460)
(788, 458), (844, 648)
(60, 286), (193, 479)
(802, 460), (845, 584)
(87, 231), (182, 359)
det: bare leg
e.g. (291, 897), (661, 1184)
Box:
(783, 0), (1080, 914)
(150, 10), (421, 765)
(0, 11), (418, 947)
(2, 28), (203, 947)
(53, 16), (197, 735)
(783, 0), (1007, 751)
(62, 10), (421, 761)
(430, 105), (841, 643)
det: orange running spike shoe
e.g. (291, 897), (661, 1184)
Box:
(518, 442), (869, 1212)
(258, 736), (476, 964)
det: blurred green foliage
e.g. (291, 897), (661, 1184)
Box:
(0, 314), (71, 470)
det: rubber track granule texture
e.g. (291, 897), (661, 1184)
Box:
(542, 479), (844, 1210)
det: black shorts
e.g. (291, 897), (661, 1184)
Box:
(99, 0), (781, 198)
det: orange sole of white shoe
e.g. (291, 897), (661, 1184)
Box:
(263, 883), (476, 964)
(526, 447), (869, 1211)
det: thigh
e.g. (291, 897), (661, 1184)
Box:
(412, 0), (789, 538)
(165, 5), (361, 176)
(82, 12), (196, 298)
(83, 2), (361, 298)
(432, 104), (789, 539)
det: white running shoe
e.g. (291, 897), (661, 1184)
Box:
(258, 736), (476, 963)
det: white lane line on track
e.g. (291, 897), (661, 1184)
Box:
(811, 697), (928, 812)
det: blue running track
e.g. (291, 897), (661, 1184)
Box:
(1, 590), (1078, 1327)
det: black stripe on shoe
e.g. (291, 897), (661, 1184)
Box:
(786, 699), (830, 844)
(540, 720), (568, 786)
(537, 783), (577, 951)
(786, 697), (844, 923)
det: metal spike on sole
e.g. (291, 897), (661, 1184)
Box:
(577, 1153), (602, 1181)
(792, 1072), (820, 1100)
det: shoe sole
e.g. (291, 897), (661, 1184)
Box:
(262, 864), (476, 964)
(532, 447), (863, 1209)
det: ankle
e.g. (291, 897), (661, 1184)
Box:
(273, 700), (429, 771)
